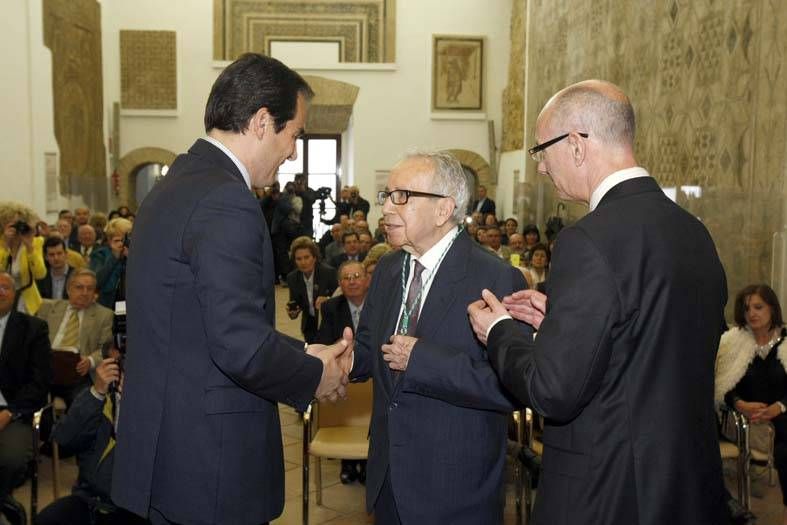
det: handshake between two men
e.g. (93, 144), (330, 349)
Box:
(307, 326), (355, 402)
(303, 285), (549, 405)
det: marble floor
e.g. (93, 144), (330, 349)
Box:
(11, 284), (787, 524)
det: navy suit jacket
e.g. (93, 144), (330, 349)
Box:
(351, 231), (529, 524)
(488, 177), (728, 525)
(111, 139), (324, 525)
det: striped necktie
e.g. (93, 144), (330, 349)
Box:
(99, 395), (117, 463)
(60, 309), (80, 348)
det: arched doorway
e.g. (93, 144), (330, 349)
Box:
(115, 147), (177, 210)
(442, 149), (494, 212)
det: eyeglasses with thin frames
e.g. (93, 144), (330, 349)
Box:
(528, 132), (589, 162)
(376, 189), (447, 206)
(340, 272), (365, 282)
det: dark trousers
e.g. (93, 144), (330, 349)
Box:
(373, 474), (402, 525)
(149, 506), (267, 525)
(35, 495), (150, 525)
(0, 420), (32, 498)
(773, 416), (787, 505)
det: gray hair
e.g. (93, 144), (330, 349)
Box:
(400, 150), (471, 224)
(66, 268), (97, 288)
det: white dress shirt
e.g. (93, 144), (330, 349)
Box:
(588, 166), (650, 211)
(0, 312), (9, 358)
(202, 136), (252, 190)
(51, 267), (69, 300)
(395, 226), (459, 333)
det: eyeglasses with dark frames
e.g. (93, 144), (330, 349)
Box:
(376, 189), (447, 206)
(529, 132), (589, 162)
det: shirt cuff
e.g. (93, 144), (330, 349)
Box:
(90, 386), (106, 401)
(486, 315), (513, 340)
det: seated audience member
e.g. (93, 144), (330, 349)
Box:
(286, 237), (338, 343)
(0, 271), (52, 514)
(107, 210), (120, 221)
(354, 220), (370, 234)
(484, 214), (498, 227)
(522, 243), (549, 290)
(486, 226), (511, 260)
(70, 207), (90, 248)
(522, 224), (541, 264)
(90, 218), (132, 309)
(37, 237), (75, 300)
(716, 284), (787, 525)
(348, 186), (370, 217)
(502, 217), (519, 245)
(56, 218), (75, 251)
(362, 243), (392, 277)
(330, 231), (364, 268)
(316, 260), (371, 485)
(88, 212), (108, 246)
(0, 201), (47, 314)
(116, 206), (131, 219)
(467, 222), (479, 242)
(35, 357), (149, 525)
(352, 210), (366, 222)
(37, 269), (113, 406)
(507, 233), (526, 259)
(476, 226), (488, 246)
(373, 217), (386, 245)
(77, 224), (97, 263)
(358, 231), (373, 254)
(323, 224), (344, 262)
(48, 231), (86, 271)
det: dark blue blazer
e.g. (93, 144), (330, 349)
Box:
(351, 231), (529, 524)
(111, 139), (323, 525)
(488, 177), (728, 524)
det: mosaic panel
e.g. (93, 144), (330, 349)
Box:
(120, 30), (177, 110)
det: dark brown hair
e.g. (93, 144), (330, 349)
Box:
(734, 284), (784, 329)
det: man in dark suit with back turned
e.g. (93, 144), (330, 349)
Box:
(111, 53), (352, 525)
(468, 80), (729, 525)
(350, 151), (529, 524)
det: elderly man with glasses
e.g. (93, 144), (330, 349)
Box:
(345, 151), (529, 525)
(468, 80), (729, 525)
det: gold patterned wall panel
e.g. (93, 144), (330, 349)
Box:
(213, 0), (396, 62)
(120, 30), (177, 110)
(501, 0), (525, 152)
(43, 0), (106, 202)
(521, 0), (787, 309)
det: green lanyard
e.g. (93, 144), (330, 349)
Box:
(398, 227), (463, 335)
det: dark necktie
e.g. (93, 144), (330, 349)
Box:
(393, 260), (425, 382)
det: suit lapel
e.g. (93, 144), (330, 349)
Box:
(80, 305), (95, 354)
(0, 313), (22, 367)
(414, 232), (469, 339)
(377, 252), (405, 395)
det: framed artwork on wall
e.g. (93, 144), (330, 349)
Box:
(432, 35), (484, 112)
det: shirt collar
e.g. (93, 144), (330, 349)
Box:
(589, 167), (650, 211)
(348, 300), (364, 313)
(414, 226), (459, 273)
(202, 136), (252, 190)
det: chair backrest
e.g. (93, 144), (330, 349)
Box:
(315, 380), (373, 429)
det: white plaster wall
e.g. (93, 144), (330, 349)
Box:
(2, 0), (512, 228)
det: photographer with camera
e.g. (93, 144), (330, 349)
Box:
(0, 201), (46, 315)
(89, 218), (132, 309)
(35, 353), (149, 525)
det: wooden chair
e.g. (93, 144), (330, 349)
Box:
(301, 381), (373, 525)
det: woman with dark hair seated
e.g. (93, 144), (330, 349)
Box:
(716, 284), (787, 525)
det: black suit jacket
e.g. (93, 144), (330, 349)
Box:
(473, 197), (496, 216)
(329, 252), (365, 270)
(36, 266), (74, 300)
(315, 294), (355, 344)
(488, 177), (728, 525)
(0, 311), (52, 414)
(112, 139), (324, 525)
(351, 231), (529, 524)
(286, 263), (338, 343)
